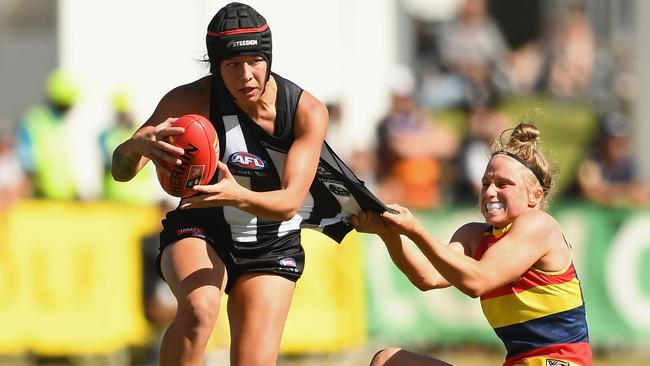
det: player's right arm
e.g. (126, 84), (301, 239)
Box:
(352, 210), (475, 291)
(380, 231), (461, 291)
(111, 87), (190, 182)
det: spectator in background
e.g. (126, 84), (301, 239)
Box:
(325, 102), (346, 157)
(543, 2), (595, 100)
(504, 40), (546, 96)
(325, 101), (376, 185)
(16, 69), (80, 200)
(574, 111), (650, 208)
(454, 90), (510, 204)
(99, 91), (159, 204)
(419, 0), (509, 109)
(376, 65), (459, 209)
(0, 126), (30, 210)
(438, 0), (508, 85)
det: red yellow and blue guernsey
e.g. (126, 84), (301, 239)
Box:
(474, 225), (592, 366)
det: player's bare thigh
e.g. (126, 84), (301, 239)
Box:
(160, 236), (228, 298)
(227, 273), (296, 366)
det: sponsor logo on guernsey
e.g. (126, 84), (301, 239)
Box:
(185, 165), (205, 189)
(328, 184), (351, 197)
(226, 39), (258, 48)
(546, 360), (570, 366)
(316, 166), (335, 179)
(228, 152), (266, 170)
(176, 227), (205, 237)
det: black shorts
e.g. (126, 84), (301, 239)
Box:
(157, 208), (305, 294)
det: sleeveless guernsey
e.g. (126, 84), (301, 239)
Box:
(208, 72), (388, 244)
(474, 225), (592, 366)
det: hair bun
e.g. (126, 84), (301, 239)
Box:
(511, 123), (540, 144)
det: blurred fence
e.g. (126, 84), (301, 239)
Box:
(0, 200), (649, 357)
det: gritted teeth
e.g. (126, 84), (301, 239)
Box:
(486, 202), (505, 212)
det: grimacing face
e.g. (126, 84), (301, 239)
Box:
(219, 54), (268, 104)
(479, 155), (542, 227)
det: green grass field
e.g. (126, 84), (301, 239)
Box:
(4, 346), (648, 365)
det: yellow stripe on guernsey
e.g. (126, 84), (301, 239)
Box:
(513, 356), (581, 366)
(481, 278), (583, 328)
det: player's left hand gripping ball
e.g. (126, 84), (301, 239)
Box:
(157, 114), (219, 197)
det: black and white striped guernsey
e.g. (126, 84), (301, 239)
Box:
(208, 72), (389, 244)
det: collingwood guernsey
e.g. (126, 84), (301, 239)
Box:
(209, 72), (388, 244)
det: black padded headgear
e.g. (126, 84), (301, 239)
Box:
(206, 2), (272, 81)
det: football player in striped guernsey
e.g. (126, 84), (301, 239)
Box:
(111, 2), (389, 366)
(353, 122), (592, 366)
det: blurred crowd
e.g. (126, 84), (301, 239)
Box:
(2, 0), (648, 212)
(0, 68), (177, 364)
(336, 0), (650, 210)
(1, 0), (650, 363)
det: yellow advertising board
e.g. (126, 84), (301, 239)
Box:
(0, 201), (367, 355)
(0, 201), (160, 354)
(206, 230), (368, 354)
(282, 229), (367, 353)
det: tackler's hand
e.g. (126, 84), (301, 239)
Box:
(380, 204), (422, 236)
(351, 210), (390, 237)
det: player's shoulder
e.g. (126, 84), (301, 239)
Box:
(165, 76), (210, 100)
(159, 76), (211, 115)
(272, 72), (300, 90)
(454, 222), (490, 241)
(270, 73), (326, 128)
(270, 73), (312, 104)
(297, 90), (324, 109)
(451, 222), (489, 257)
(513, 210), (558, 233)
(510, 210), (564, 250)
(294, 91), (328, 134)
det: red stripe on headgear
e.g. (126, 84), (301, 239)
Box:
(207, 23), (269, 37)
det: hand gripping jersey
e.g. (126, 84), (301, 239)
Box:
(209, 72), (389, 244)
(474, 225), (592, 366)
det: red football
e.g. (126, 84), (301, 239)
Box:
(157, 114), (219, 197)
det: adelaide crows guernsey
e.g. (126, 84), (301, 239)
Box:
(474, 225), (592, 366)
(209, 73), (388, 244)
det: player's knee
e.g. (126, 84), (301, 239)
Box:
(370, 348), (402, 366)
(179, 287), (221, 331)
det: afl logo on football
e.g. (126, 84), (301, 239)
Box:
(228, 152), (266, 170)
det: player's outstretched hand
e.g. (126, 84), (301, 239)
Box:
(351, 210), (389, 237)
(380, 204), (422, 236)
(180, 161), (244, 209)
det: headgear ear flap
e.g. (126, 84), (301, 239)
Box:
(206, 2), (272, 82)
